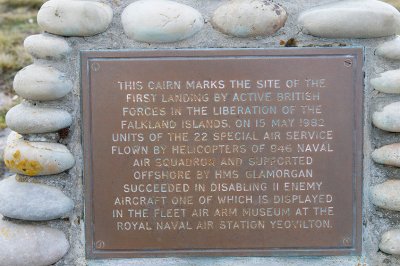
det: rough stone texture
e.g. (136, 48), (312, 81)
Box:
(371, 69), (400, 94)
(24, 34), (71, 60)
(0, 175), (74, 220)
(211, 0), (287, 37)
(3, 138), (75, 176)
(6, 103), (72, 134)
(371, 180), (400, 211)
(37, 0), (113, 37)
(376, 36), (400, 60)
(25, 133), (60, 143)
(298, 0), (400, 38)
(121, 0), (203, 43)
(0, 217), (69, 266)
(372, 143), (400, 167)
(373, 101), (400, 132)
(379, 229), (400, 255)
(13, 64), (73, 101)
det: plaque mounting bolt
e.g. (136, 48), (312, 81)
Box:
(344, 59), (352, 67)
(95, 240), (105, 249)
(91, 62), (100, 72)
(342, 237), (351, 245)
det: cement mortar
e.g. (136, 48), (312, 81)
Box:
(24, 0), (399, 265)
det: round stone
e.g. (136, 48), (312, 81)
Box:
(121, 0), (203, 43)
(371, 180), (400, 211)
(211, 0), (287, 37)
(6, 131), (22, 145)
(4, 138), (75, 176)
(0, 175), (74, 221)
(371, 69), (400, 94)
(298, 0), (400, 38)
(0, 218), (69, 266)
(24, 34), (71, 60)
(380, 229), (400, 255)
(13, 64), (73, 101)
(0, 128), (11, 162)
(372, 143), (400, 167)
(37, 0), (113, 37)
(376, 36), (400, 60)
(373, 101), (400, 132)
(6, 103), (72, 134)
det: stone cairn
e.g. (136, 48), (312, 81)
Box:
(0, 0), (400, 265)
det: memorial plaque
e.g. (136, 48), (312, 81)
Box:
(82, 48), (363, 258)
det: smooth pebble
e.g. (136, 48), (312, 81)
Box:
(376, 36), (400, 60)
(373, 101), (400, 132)
(212, 0), (287, 37)
(37, 0), (113, 37)
(24, 34), (71, 59)
(298, 0), (400, 38)
(122, 0), (203, 43)
(371, 69), (400, 94)
(371, 180), (400, 211)
(13, 64), (72, 101)
(0, 175), (74, 221)
(372, 143), (400, 167)
(0, 218), (69, 266)
(6, 103), (72, 134)
(4, 138), (75, 176)
(380, 229), (400, 255)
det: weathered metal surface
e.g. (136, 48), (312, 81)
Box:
(81, 48), (363, 258)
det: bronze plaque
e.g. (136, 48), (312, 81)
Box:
(82, 48), (363, 258)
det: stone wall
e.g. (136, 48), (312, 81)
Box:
(2, 0), (400, 265)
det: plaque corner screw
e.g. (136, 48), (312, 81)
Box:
(91, 62), (100, 72)
(344, 59), (352, 67)
(342, 237), (351, 245)
(94, 240), (105, 249)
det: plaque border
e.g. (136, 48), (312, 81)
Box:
(81, 48), (363, 259)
